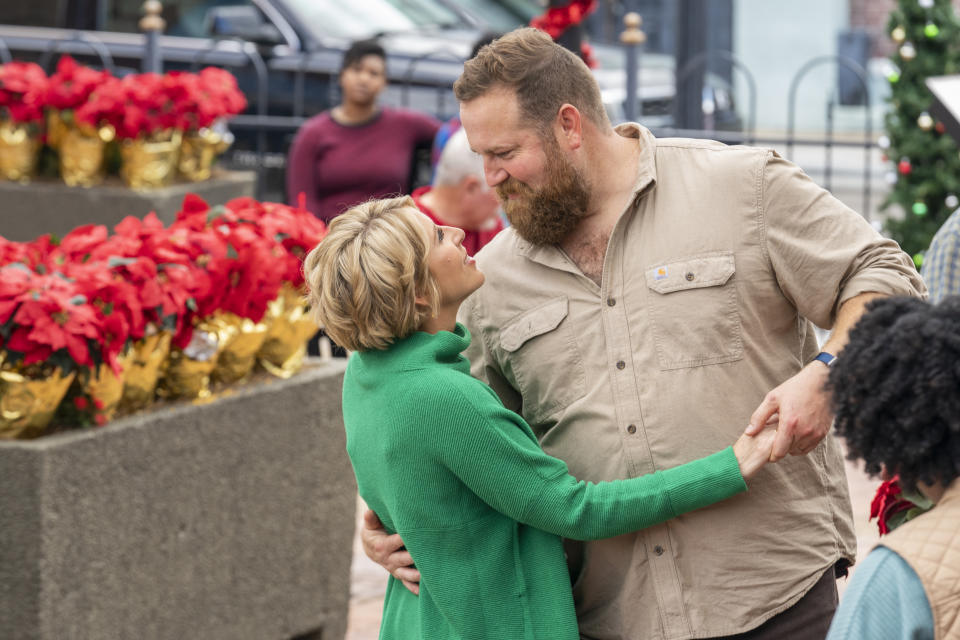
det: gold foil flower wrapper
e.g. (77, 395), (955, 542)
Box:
(59, 122), (115, 187)
(64, 353), (132, 426)
(258, 284), (319, 379)
(0, 363), (77, 439)
(119, 129), (182, 189)
(46, 110), (69, 150)
(178, 126), (231, 182)
(119, 330), (172, 412)
(0, 120), (41, 183)
(158, 315), (233, 400)
(211, 312), (269, 385)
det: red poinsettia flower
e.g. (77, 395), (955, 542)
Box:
(109, 211), (213, 343)
(0, 235), (30, 267)
(106, 72), (181, 139)
(168, 194), (285, 325)
(869, 475), (916, 535)
(233, 196), (328, 288)
(197, 67), (247, 125)
(46, 56), (112, 112)
(0, 61), (49, 124)
(0, 265), (102, 370)
(46, 224), (111, 265)
(61, 261), (144, 374)
(530, 0), (597, 39)
(9, 235), (59, 271)
(73, 74), (125, 131)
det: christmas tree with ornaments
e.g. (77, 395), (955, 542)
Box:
(881, 0), (960, 265)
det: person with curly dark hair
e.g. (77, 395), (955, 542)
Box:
(825, 295), (960, 640)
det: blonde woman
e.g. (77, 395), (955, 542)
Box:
(303, 195), (778, 640)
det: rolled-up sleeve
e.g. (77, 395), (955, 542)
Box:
(760, 152), (926, 328)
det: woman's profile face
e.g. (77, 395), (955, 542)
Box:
(339, 54), (387, 107)
(411, 209), (485, 308)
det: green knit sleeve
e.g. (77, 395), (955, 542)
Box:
(434, 378), (747, 541)
(522, 448), (746, 540)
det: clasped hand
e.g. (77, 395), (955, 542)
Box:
(745, 362), (834, 461)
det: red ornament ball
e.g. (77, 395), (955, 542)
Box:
(898, 159), (912, 175)
(936, 121), (946, 134)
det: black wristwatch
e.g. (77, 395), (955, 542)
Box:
(813, 351), (837, 368)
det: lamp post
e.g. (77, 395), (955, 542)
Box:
(620, 12), (646, 123)
(140, 0), (165, 74)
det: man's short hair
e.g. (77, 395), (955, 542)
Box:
(303, 196), (440, 352)
(827, 295), (960, 492)
(454, 27), (609, 134)
(341, 39), (386, 73)
(433, 128), (485, 188)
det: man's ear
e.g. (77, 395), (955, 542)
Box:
(556, 103), (583, 150)
(460, 174), (483, 194)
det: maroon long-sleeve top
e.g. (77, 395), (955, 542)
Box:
(286, 107), (440, 222)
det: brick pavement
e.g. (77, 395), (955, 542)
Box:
(344, 452), (882, 639)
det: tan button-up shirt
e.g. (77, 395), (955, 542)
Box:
(459, 124), (926, 640)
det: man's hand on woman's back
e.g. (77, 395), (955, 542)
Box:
(361, 509), (421, 595)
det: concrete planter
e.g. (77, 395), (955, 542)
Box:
(0, 360), (354, 640)
(0, 170), (256, 242)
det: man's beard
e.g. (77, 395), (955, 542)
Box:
(496, 139), (590, 246)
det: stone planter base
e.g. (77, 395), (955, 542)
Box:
(0, 360), (353, 640)
(0, 169), (255, 242)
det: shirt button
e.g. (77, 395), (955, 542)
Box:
(654, 545), (665, 556)
(616, 360), (625, 370)
(685, 272), (695, 281)
(626, 424), (637, 434)
(607, 297), (616, 307)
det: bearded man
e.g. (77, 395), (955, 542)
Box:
(362, 27), (926, 640)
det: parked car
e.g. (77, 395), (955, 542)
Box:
(0, 0), (738, 201)
(0, 0), (479, 199)
(435, 0), (742, 130)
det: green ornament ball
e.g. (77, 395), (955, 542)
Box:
(924, 22), (940, 38)
(888, 71), (901, 84)
(912, 202), (928, 216)
(913, 253), (924, 270)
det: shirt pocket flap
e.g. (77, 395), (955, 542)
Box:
(500, 297), (569, 353)
(645, 253), (736, 294)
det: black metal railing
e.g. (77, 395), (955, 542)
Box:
(0, 29), (883, 216)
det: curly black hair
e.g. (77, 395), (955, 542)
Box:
(827, 295), (960, 493)
(340, 39), (386, 74)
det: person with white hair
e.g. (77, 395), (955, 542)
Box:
(413, 127), (503, 255)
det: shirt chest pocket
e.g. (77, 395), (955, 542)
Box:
(644, 252), (744, 370)
(499, 297), (587, 425)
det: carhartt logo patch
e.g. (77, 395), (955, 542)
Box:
(654, 266), (668, 281)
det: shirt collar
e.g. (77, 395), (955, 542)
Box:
(615, 121), (659, 204)
(512, 122), (658, 260)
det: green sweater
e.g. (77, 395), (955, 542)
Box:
(343, 324), (747, 640)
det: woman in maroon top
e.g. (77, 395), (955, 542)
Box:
(286, 40), (441, 223)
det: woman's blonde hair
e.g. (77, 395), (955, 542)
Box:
(303, 196), (440, 352)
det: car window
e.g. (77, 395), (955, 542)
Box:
(100, 0), (261, 37)
(0, 4), (61, 28)
(442, 0), (538, 32)
(282, 0), (420, 40)
(382, 0), (463, 29)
